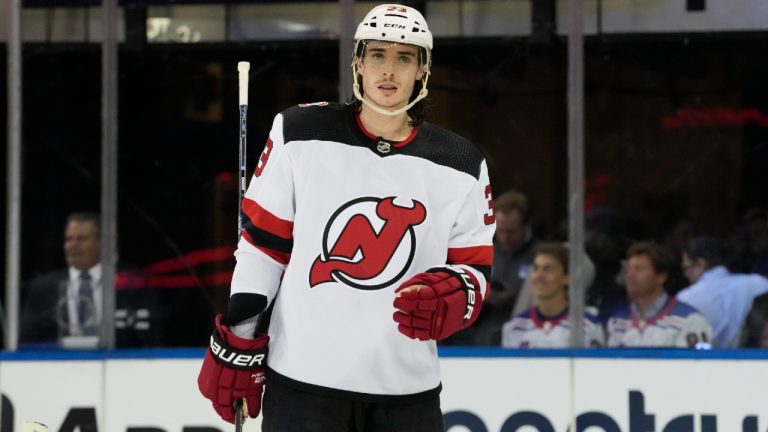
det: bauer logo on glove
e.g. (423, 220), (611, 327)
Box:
(210, 331), (266, 370)
(393, 265), (483, 341)
(198, 314), (270, 424)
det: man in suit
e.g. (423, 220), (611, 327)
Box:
(20, 212), (163, 347)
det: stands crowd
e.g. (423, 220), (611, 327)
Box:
(11, 195), (768, 350)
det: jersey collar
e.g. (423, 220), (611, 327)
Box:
(354, 113), (419, 149)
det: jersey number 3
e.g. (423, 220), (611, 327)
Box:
(484, 185), (495, 225)
(255, 139), (274, 177)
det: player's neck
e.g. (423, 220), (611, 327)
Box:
(359, 106), (413, 141)
(537, 295), (568, 318)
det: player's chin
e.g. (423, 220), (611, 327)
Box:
(374, 99), (404, 109)
(371, 92), (405, 106)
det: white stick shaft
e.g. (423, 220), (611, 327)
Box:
(238, 61), (250, 106)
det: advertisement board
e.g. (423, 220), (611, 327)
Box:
(2, 349), (768, 431)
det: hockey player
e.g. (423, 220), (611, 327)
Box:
(197, 4), (495, 431)
(501, 242), (604, 348)
(607, 241), (712, 348)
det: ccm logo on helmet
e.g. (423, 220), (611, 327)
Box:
(383, 23), (407, 29)
(210, 336), (265, 368)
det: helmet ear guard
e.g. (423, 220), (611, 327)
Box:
(350, 4), (433, 116)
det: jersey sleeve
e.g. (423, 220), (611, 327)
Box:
(230, 113), (294, 304)
(446, 159), (495, 299)
(675, 311), (713, 348)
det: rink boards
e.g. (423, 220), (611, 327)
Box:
(1, 348), (767, 432)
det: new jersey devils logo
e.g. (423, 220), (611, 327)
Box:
(309, 197), (426, 290)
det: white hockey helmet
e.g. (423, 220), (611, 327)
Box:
(355, 4), (433, 54)
(351, 4), (433, 116)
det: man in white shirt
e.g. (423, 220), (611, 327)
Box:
(677, 236), (768, 348)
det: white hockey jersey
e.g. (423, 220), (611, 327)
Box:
(501, 307), (605, 348)
(231, 102), (495, 401)
(607, 296), (712, 348)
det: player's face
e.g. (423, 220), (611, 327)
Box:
(64, 220), (101, 271)
(494, 209), (528, 253)
(623, 254), (665, 301)
(530, 253), (568, 301)
(357, 40), (424, 110)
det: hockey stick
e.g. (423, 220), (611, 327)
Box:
(238, 61), (250, 237)
(234, 61), (250, 432)
(234, 399), (247, 432)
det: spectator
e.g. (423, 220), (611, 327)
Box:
(501, 242), (604, 348)
(584, 206), (631, 321)
(677, 236), (768, 348)
(607, 241), (711, 348)
(512, 244), (596, 317)
(743, 207), (768, 276)
(740, 292), (768, 348)
(487, 189), (538, 308)
(656, 212), (696, 294)
(727, 222), (753, 273)
(457, 189), (538, 345)
(20, 212), (163, 348)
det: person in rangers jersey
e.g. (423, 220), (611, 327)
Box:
(607, 241), (712, 348)
(501, 242), (604, 348)
(197, 4), (495, 431)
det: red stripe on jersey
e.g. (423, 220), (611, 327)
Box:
(242, 198), (294, 240)
(242, 229), (291, 265)
(447, 246), (493, 266)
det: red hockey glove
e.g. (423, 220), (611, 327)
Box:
(393, 266), (483, 341)
(197, 314), (269, 424)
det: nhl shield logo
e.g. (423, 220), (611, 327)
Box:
(309, 196), (426, 290)
(376, 140), (391, 153)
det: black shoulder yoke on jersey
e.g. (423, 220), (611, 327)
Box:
(279, 102), (484, 179)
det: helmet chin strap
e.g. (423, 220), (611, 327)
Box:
(351, 67), (431, 117)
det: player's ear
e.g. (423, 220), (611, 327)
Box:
(416, 64), (424, 80)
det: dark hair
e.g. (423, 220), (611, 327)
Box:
(685, 236), (727, 269)
(626, 241), (675, 277)
(534, 242), (569, 274)
(493, 189), (530, 223)
(346, 41), (428, 126)
(67, 212), (100, 235)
